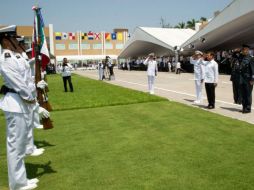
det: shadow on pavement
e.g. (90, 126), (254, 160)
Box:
(220, 106), (241, 112)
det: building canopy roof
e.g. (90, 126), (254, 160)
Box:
(118, 27), (196, 58)
(119, 0), (254, 59)
(181, 0), (254, 52)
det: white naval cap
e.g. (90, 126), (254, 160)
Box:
(148, 52), (155, 57)
(195, 50), (203, 55)
(26, 48), (32, 53)
(0, 25), (17, 36)
(17, 36), (25, 42)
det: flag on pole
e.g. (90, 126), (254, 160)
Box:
(55, 32), (62, 40)
(111, 33), (117, 40)
(88, 31), (94, 40)
(81, 33), (88, 40)
(62, 32), (68, 40)
(105, 33), (111, 40)
(94, 33), (101, 40)
(32, 6), (50, 71)
(69, 32), (76, 40)
(117, 32), (123, 41)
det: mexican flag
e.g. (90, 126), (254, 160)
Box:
(32, 6), (50, 71)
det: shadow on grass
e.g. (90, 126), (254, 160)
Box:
(52, 99), (168, 112)
(26, 161), (57, 178)
(34, 140), (55, 148)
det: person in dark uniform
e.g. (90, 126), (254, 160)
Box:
(238, 45), (254, 113)
(230, 49), (242, 104)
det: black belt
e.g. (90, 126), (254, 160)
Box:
(0, 85), (17, 95)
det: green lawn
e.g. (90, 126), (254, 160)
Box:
(48, 74), (165, 111)
(0, 74), (254, 190)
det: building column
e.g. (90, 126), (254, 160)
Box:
(49, 24), (54, 56)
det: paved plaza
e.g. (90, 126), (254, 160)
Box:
(75, 69), (254, 125)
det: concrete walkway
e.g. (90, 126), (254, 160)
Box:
(74, 69), (254, 125)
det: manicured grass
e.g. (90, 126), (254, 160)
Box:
(0, 74), (254, 190)
(47, 74), (166, 111)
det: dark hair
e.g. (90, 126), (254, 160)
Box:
(206, 51), (215, 57)
(242, 44), (250, 49)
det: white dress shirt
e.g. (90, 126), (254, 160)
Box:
(62, 63), (73, 77)
(202, 59), (219, 83)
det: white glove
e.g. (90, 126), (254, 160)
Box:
(38, 107), (50, 118)
(41, 71), (47, 79)
(37, 80), (48, 89)
(28, 58), (35, 66)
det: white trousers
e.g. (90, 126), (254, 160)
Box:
(4, 112), (29, 190)
(195, 80), (203, 102)
(148, 75), (155, 94)
(26, 106), (39, 155)
(98, 68), (104, 80)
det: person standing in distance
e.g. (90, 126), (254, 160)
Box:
(61, 57), (74, 92)
(230, 49), (242, 104)
(144, 53), (158, 94)
(202, 52), (219, 109)
(190, 51), (205, 104)
(238, 45), (254, 113)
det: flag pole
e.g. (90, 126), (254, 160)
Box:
(32, 6), (54, 130)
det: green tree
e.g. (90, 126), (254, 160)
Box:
(175, 22), (186, 29)
(200, 17), (207, 22)
(186, 19), (196, 29)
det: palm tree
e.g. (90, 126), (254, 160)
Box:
(186, 19), (196, 29)
(175, 22), (186, 29)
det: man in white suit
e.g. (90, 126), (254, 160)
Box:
(144, 53), (158, 94)
(190, 51), (205, 104)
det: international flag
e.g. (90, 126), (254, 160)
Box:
(62, 32), (68, 40)
(88, 31), (94, 40)
(32, 7), (50, 71)
(94, 33), (101, 40)
(117, 32), (123, 41)
(55, 32), (62, 40)
(105, 33), (111, 40)
(69, 32), (75, 40)
(111, 33), (117, 40)
(81, 33), (88, 40)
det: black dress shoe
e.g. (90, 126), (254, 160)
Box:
(242, 109), (251, 114)
(208, 105), (215, 109)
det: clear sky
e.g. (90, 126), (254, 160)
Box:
(0, 0), (232, 33)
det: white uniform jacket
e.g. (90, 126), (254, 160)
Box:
(202, 59), (219, 83)
(16, 53), (36, 96)
(190, 57), (205, 80)
(144, 58), (158, 76)
(0, 50), (34, 113)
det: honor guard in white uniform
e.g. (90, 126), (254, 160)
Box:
(98, 60), (104, 80)
(190, 51), (205, 104)
(15, 41), (49, 157)
(0, 25), (38, 190)
(144, 53), (158, 94)
(201, 52), (219, 109)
